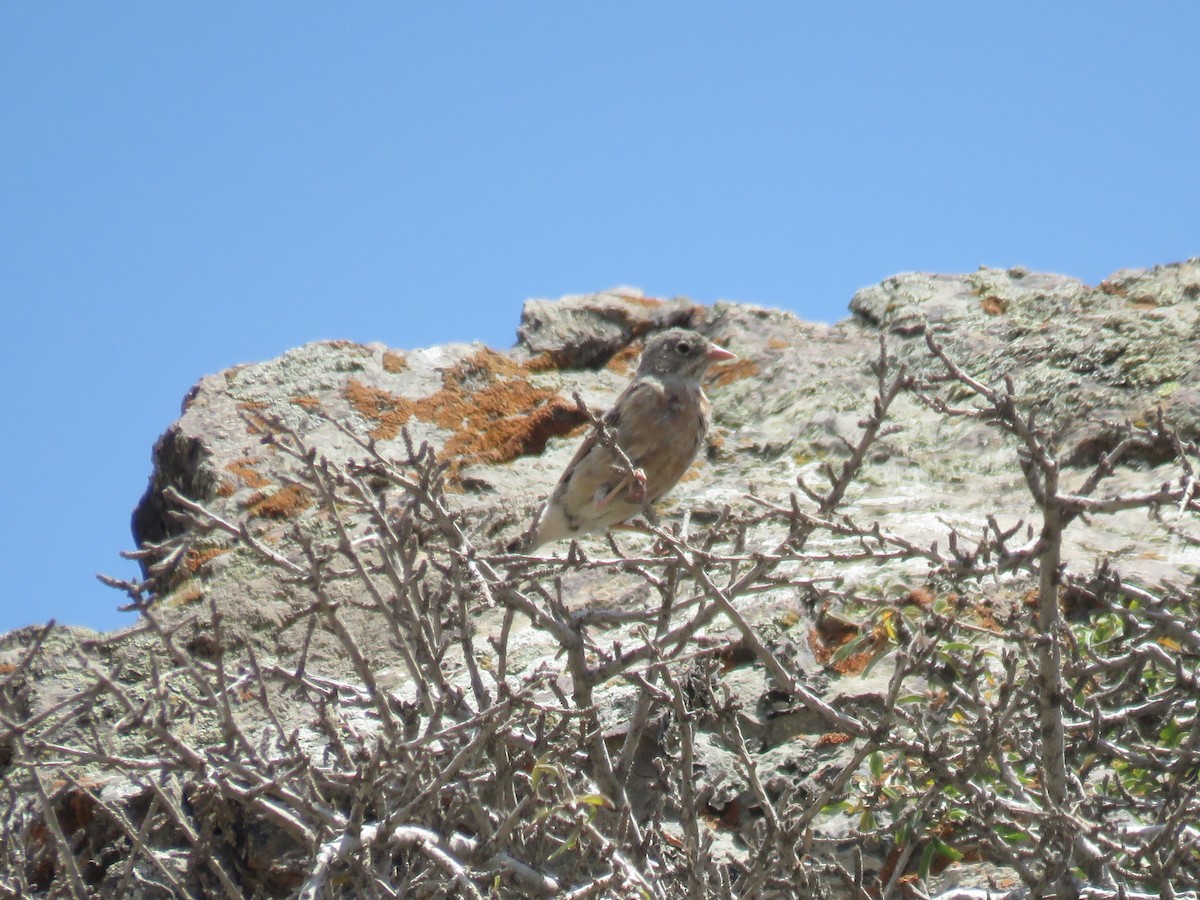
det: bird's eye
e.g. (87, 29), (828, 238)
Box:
(674, 340), (692, 355)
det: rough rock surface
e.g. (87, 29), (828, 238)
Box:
(4, 262), (1200, 897)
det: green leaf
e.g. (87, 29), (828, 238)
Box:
(530, 752), (555, 791)
(575, 793), (614, 809)
(1161, 720), (1183, 747)
(917, 841), (937, 879)
(998, 828), (1031, 844)
(548, 826), (581, 860)
(869, 751), (886, 781)
(831, 633), (870, 665)
(931, 837), (963, 862)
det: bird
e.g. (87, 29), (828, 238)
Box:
(526, 328), (736, 550)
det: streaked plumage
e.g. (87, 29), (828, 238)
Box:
(528, 328), (735, 549)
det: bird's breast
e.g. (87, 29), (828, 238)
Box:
(628, 385), (709, 499)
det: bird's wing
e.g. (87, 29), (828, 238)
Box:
(553, 379), (662, 489)
(605, 378), (671, 464)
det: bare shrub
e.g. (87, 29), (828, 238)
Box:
(2, 335), (1199, 898)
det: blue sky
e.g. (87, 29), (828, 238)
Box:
(2, 4), (1197, 635)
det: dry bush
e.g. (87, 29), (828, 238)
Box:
(2, 335), (1200, 899)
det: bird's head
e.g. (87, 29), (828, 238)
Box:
(635, 328), (736, 382)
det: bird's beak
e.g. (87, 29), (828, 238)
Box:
(706, 344), (736, 362)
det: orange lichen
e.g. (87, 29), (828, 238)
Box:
(457, 347), (526, 379)
(167, 584), (204, 607)
(901, 587), (934, 609)
(981, 295), (1008, 315)
(605, 344), (641, 375)
(442, 387), (584, 466)
(974, 605), (1002, 633)
(344, 380), (417, 442)
(808, 613), (878, 677)
(290, 395), (322, 411)
(345, 348), (589, 471)
(707, 357), (760, 388)
(182, 547), (230, 575)
(225, 458), (270, 489)
(523, 351), (568, 372)
(828, 646), (876, 676)
(815, 731), (853, 747)
(382, 350), (408, 373)
(237, 401), (270, 436)
(245, 484), (313, 520)
(767, 338), (791, 350)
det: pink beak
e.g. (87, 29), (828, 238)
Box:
(706, 344), (736, 362)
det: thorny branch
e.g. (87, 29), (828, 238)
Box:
(2, 333), (1200, 897)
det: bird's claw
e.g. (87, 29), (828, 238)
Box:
(625, 468), (648, 503)
(596, 467), (648, 510)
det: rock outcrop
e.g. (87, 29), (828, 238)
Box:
(4, 262), (1200, 898)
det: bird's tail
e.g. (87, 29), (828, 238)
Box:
(527, 502), (570, 550)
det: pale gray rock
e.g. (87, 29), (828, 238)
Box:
(5, 258), (1200, 897)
